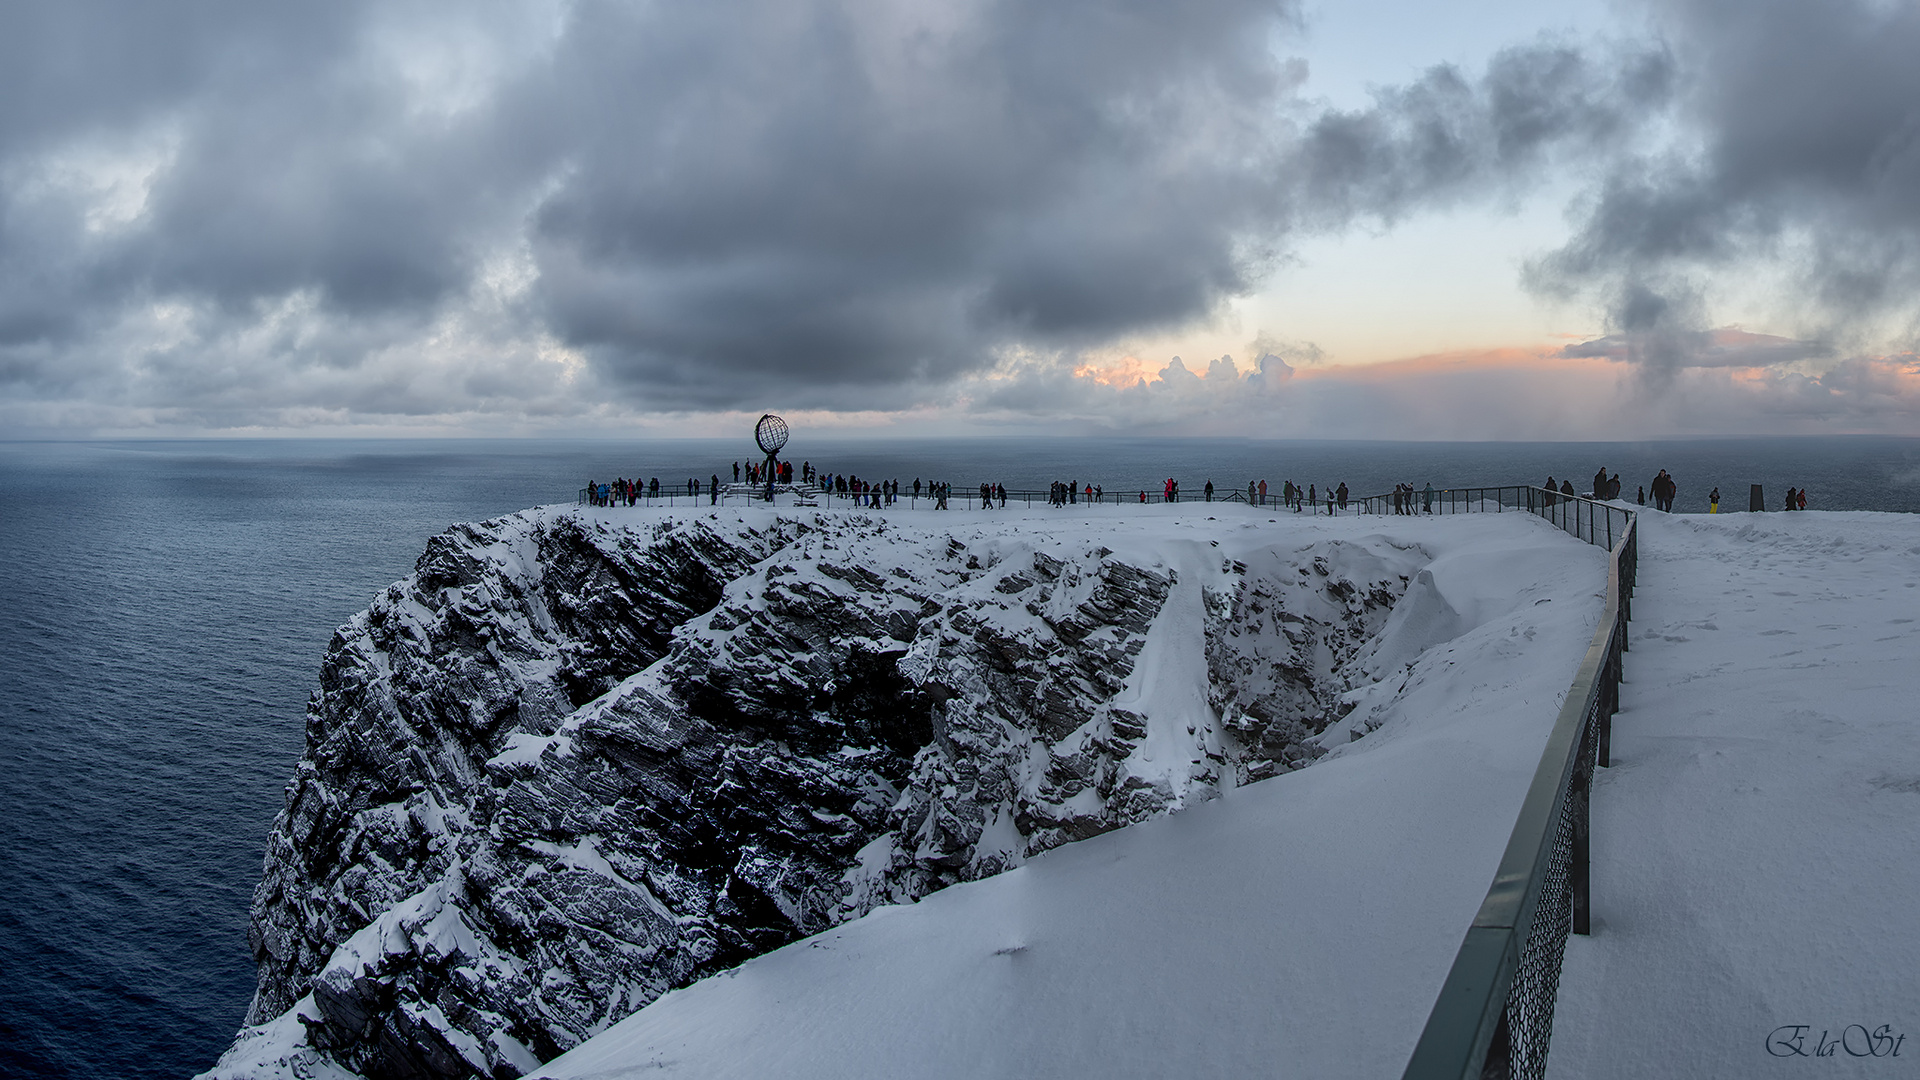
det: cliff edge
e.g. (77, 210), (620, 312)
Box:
(204, 505), (1433, 1080)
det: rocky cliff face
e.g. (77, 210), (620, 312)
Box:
(214, 507), (1421, 1080)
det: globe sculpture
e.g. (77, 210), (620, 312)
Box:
(755, 413), (789, 456)
(755, 413), (788, 500)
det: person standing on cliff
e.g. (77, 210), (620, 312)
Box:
(1709, 487), (1719, 513)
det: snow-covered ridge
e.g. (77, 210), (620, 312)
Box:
(204, 504), (1597, 1080)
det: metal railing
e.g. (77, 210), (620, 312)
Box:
(1399, 487), (1636, 1080)
(579, 486), (720, 507)
(580, 484), (1368, 511)
(1356, 485), (1634, 553)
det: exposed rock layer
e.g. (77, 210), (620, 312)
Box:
(222, 508), (1419, 1080)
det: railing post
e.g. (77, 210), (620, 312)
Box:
(1572, 734), (1592, 937)
(1599, 643), (1616, 769)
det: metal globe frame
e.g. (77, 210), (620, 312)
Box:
(755, 413), (789, 500)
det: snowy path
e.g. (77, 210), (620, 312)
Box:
(529, 513), (1606, 1080)
(1551, 512), (1920, 1077)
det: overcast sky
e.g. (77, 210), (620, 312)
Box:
(2, 0), (1918, 439)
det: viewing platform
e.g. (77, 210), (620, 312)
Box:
(1549, 510), (1920, 1075)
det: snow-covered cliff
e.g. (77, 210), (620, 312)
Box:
(206, 504), (1439, 1080)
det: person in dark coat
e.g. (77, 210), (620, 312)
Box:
(1594, 467), (1609, 499)
(1544, 476), (1557, 507)
(1648, 470), (1669, 511)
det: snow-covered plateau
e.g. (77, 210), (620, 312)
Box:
(203, 501), (1622, 1080)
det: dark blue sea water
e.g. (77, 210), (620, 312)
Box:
(2, 436), (1916, 1080)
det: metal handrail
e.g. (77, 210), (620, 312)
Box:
(1400, 488), (1636, 1080)
(579, 483), (1362, 511)
(1355, 484), (1637, 554)
(575, 480), (1653, 528)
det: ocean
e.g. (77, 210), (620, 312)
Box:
(2, 435), (1917, 1080)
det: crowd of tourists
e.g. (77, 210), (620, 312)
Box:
(1386, 483), (1429, 514)
(586, 459), (1812, 517)
(587, 476), (717, 507)
(1048, 481), (1094, 505)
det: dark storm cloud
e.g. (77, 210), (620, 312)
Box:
(0, 0), (384, 353)
(0, 0), (489, 364)
(0, 0), (1683, 423)
(0, 2), (362, 149)
(1532, 0), (1920, 363)
(1294, 42), (1671, 226)
(2, 0), (1331, 417)
(520, 4), (1681, 408)
(520, 0), (1301, 409)
(3, 0), (1905, 430)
